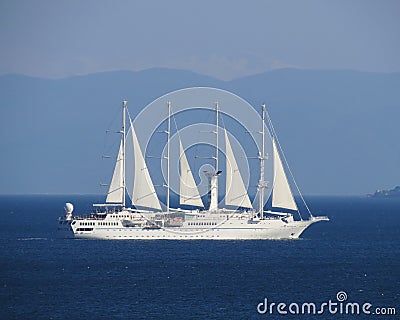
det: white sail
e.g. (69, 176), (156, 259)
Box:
(179, 140), (204, 207)
(272, 138), (298, 211)
(106, 140), (124, 204)
(224, 129), (253, 209)
(130, 120), (162, 211)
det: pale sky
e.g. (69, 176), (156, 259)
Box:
(0, 0), (399, 80)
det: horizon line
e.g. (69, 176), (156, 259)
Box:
(1, 66), (399, 82)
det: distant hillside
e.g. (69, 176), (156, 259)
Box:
(0, 68), (399, 195)
(369, 186), (400, 198)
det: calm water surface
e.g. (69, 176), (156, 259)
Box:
(0, 195), (399, 319)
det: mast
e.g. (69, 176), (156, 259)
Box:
(122, 100), (127, 208)
(206, 102), (220, 211)
(166, 101), (171, 214)
(258, 104), (266, 217)
(215, 102), (219, 174)
(213, 102), (219, 210)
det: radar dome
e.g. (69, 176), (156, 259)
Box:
(65, 202), (74, 214)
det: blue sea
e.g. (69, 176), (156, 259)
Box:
(0, 195), (399, 319)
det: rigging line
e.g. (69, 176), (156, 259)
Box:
(219, 112), (227, 165)
(259, 108), (276, 215)
(101, 103), (126, 195)
(171, 105), (182, 144)
(171, 106), (203, 182)
(265, 111), (304, 220)
(126, 107), (134, 126)
(265, 111), (312, 220)
(260, 134), (273, 215)
(171, 106), (206, 208)
(220, 111), (226, 130)
(170, 104), (193, 187)
(126, 107), (155, 160)
(170, 105), (185, 171)
(103, 103), (123, 154)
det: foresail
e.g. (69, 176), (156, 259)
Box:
(224, 129), (253, 209)
(272, 139), (298, 211)
(130, 120), (162, 211)
(179, 140), (204, 207)
(106, 140), (124, 204)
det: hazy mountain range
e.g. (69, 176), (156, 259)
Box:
(0, 68), (399, 195)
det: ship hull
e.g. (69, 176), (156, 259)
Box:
(70, 219), (323, 240)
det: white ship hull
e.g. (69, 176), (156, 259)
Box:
(72, 224), (310, 240)
(69, 212), (328, 240)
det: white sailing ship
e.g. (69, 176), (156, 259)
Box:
(58, 92), (328, 240)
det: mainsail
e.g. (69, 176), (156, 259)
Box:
(106, 139), (124, 204)
(224, 129), (253, 209)
(130, 120), (162, 211)
(179, 140), (204, 207)
(271, 138), (298, 211)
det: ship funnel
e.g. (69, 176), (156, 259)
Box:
(205, 170), (221, 211)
